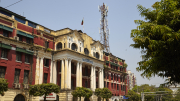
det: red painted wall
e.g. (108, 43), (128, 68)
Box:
(0, 45), (36, 89)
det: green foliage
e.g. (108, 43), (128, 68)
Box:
(95, 88), (102, 97)
(46, 48), (52, 52)
(126, 90), (140, 101)
(0, 78), (8, 96)
(123, 63), (128, 68)
(131, 0), (180, 83)
(100, 88), (112, 100)
(29, 83), (60, 101)
(71, 87), (92, 101)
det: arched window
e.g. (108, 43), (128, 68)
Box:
(71, 43), (77, 51)
(84, 48), (89, 55)
(56, 42), (62, 50)
(96, 52), (99, 59)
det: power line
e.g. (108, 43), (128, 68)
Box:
(5, 0), (23, 8)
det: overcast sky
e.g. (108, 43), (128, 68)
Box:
(1, 0), (165, 87)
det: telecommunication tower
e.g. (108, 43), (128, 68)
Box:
(98, 3), (110, 53)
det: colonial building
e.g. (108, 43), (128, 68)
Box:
(103, 52), (128, 101)
(0, 7), (105, 101)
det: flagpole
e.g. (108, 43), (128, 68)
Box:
(83, 17), (84, 33)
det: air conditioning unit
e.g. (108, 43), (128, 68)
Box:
(14, 83), (21, 89)
(14, 36), (19, 41)
(24, 84), (29, 89)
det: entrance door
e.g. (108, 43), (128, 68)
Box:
(14, 94), (25, 101)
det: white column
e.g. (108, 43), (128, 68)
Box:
(101, 68), (104, 88)
(68, 59), (72, 89)
(79, 62), (82, 87)
(39, 57), (44, 84)
(99, 69), (101, 88)
(53, 61), (57, 84)
(61, 59), (65, 89)
(35, 57), (39, 84)
(90, 65), (94, 90)
(76, 62), (79, 87)
(50, 60), (53, 83)
(94, 67), (96, 90)
(65, 58), (68, 89)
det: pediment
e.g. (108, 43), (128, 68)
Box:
(91, 41), (104, 49)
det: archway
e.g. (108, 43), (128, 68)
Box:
(14, 94), (25, 101)
(71, 43), (78, 51)
(56, 42), (62, 50)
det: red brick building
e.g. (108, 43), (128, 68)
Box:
(103, 52), (128, 101)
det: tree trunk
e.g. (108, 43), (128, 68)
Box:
(80, 96), (81, 101)
(44, 95), (47, 101)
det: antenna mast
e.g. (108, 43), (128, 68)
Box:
(99, 3), (110, 53)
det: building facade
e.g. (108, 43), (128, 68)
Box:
(0, 7), (128, 101)
(127, 70), (137, 90)
(103, 52), (128, 101)
(0, 7), (105, 101)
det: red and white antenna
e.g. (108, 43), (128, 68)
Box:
(99, 3), (110, 53)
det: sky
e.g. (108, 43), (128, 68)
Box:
(0, 0), (166, 87)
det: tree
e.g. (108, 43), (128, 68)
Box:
(0, 78), (8, 96)
(156, 85), (173, 101)
(130, 0), (180, 84)
(126, 90), (140, 101)
(71, 87), (85, 101)
(29, 83), (60, 101)
(99, 88), (112, 100)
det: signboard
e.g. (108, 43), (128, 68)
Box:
(82, 58), (93, 64)
(39, 93), (56, 100)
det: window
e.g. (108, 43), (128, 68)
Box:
(26, 37), (30, 44)
(111, 74), (113, 80)
(96, 52), (99, 59)
(111, 83), (113, 89)
(43, 73), (48, 83)
(3, 30), (9, 37)
(0, 66), (6, 78)
(104, 81), (106, 87)
(71, 43), (77, 51)
(23, 70), (29, 84)
(107, 82), (109, 88)
(96, 81), (98, 88)
(71, 78), (74, 90)
(64, 43), (65, 48)
(28, 22), (36, 28)
(14, 69), (20, 83)
(45, 41), (49, 48)
(96, 71), (98, 77)
(85, 80), (88, 88)
(85, 67), (88, 76)
(69, 43), (70, 48)
(56, 42), (62, 50)
(44, 59), (49, 67)
(71, 63), (75, 74)
(17, 35), (22, 41)
(15, 17), (25, 24)
(121, 85), (123, 91)
(117, 84), (119, 90)
(1, 48), (8, 59)
(80, 47), (81, 52)
(16, 52), (22, 61)
(84, 48), (89, 55)
(107, 73), (109, 80)
(25, 54), (30, 63)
